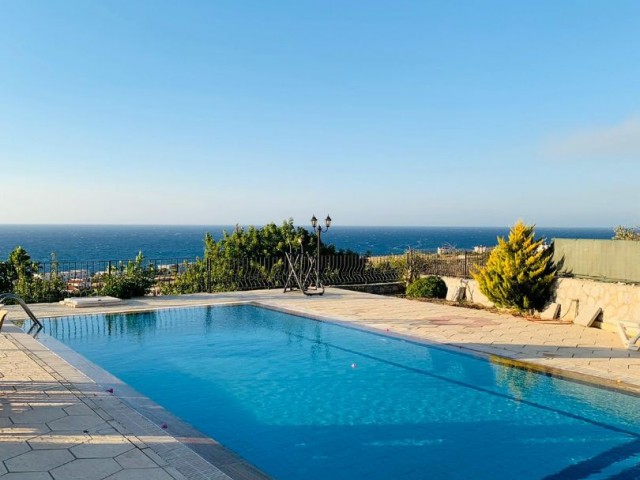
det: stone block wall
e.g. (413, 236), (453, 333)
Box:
(441, 275), (640, 332)
(441, 276), (492, 307)
(552, 277), (640, 331)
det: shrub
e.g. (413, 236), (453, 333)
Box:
(100, 252), (155, 299)
(100, 275), (144, 299)
(159, 259), (208, 295)
(406, 275), (447, 299)
(390, 250), (431, 286)
(14, 274), (66, 303)
(613, 226), (640, 240)
(3, 250), (66, 303)
(472, 221), (556, 312)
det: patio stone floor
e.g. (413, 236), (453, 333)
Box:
(2, 287), (640, 479)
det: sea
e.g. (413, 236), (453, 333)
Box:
(0, 225), (613, 262)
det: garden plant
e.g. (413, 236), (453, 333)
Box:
(472, 221), (556, 312)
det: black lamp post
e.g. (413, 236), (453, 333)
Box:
(311, 214), (331, 287)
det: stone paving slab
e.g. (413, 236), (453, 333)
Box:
(2, 288), (640, 480)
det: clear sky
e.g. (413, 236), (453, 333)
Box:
(1, 0), (638, 227)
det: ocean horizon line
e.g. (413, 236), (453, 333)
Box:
(0, 223), (616, 229)
(0, 224), (615, 261)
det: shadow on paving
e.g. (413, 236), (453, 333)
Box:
(0, 379), (270, 479)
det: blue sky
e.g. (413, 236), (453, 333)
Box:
(1, 0), (638, 226)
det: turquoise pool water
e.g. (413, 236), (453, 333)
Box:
(33, 305), (640, 479)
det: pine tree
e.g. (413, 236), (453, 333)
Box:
(472, 221), (556, 312)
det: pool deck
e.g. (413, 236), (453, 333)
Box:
(2, 288), (640, 479)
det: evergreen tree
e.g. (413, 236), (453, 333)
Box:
(472, 221), (556, 311)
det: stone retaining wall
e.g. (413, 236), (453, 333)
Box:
(440, 275), (640, 332)
(441, 276), (493, 307)
(553, 277), (640, 331)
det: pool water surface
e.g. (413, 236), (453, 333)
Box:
(33, 305), (640, 479)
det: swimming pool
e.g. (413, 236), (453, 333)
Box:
(32, 305), (640, 479)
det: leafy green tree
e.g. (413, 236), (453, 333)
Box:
(202, 221), (299, 292)
(472, 221), (556, 312)
(14, 271), (66, 304)
(0, 262), (14, 292)
(10, 251), (66, 303)
(164, 219), (345, 294)
(203, 219), (338, 259)
(8, 246), (35, 280)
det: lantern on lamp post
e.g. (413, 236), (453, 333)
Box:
(310, 214), (331, 288)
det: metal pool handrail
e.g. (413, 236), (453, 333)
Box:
(0, 293), (43, 332)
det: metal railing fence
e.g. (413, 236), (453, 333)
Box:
(3, 250), (489, 303)
(407, 250), (490, 279)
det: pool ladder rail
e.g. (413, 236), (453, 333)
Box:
(0, 293), (43, 335)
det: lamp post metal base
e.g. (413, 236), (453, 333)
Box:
(283, 252), (325, 296)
